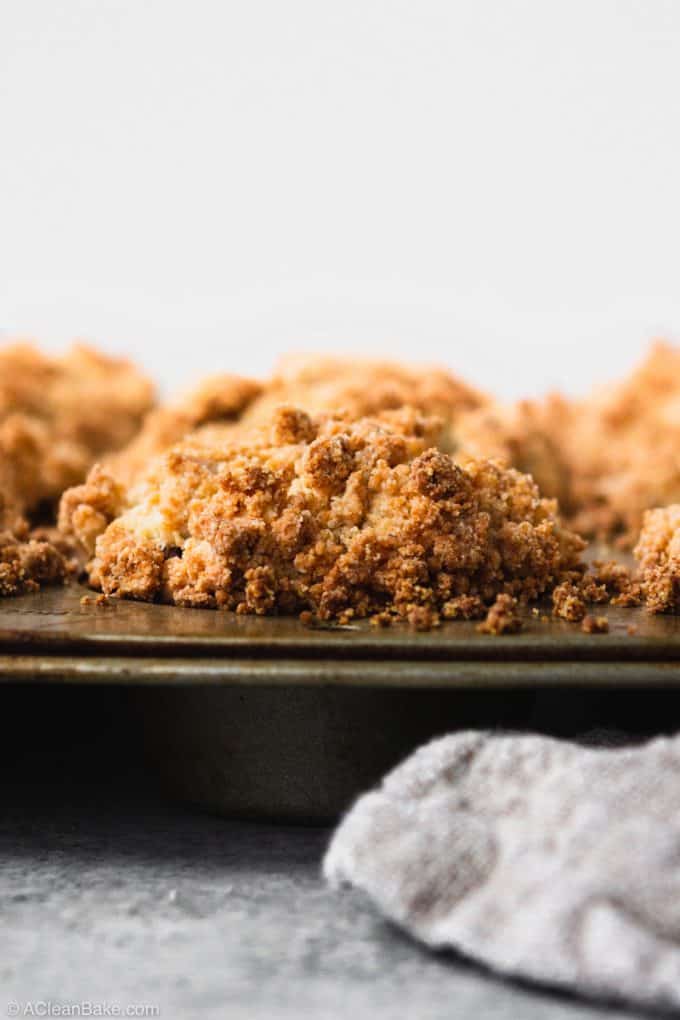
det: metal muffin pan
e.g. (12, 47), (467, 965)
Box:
(2, 585), (680, 819)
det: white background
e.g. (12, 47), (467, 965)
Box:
(1, 0), (680, 399)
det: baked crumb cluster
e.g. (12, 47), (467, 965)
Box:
(634, 506), (680, 613)
(102, 353), (484, 491)
(550, 560), (641, 623)
(60, 407), (585, 623)
(103, 373), (263, 487)
(0, 525), (68, 597)
(0, 342), (153, 594)
(477, 594), (523, 635)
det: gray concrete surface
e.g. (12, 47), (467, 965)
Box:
(0, 685), (661, 1020)
(0, 789), (652, 1020)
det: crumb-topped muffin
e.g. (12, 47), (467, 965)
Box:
(61, 406), (584, 624)
(0, 341), (153, 595)
(0, 342), (154, 518)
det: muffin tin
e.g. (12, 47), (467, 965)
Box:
(2, 585), (680, 819)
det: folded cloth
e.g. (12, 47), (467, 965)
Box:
(324, 731), (680, 1012)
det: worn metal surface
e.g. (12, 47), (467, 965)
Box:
(3, 585), (680, 819)
(0, 584), (680, 684)
(0, 757), (634, 1020)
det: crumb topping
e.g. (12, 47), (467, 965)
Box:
(0, 530), (67, 597)
(0, 342), (153, 520)
(60, 408), (585, 623)
(240, 353), (486, 433)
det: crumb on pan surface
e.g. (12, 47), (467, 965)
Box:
(549, 559), (642, 622)
(59, 406), (585, 623)
(581, 614), (609, 634)
(476, 594), (523, 635)
(551, 581), (588, 622)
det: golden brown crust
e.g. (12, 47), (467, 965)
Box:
(57, 464), (127, 557)
(103, 374), (263, 487)
(453, 396), (573, 508)
(64, 406), (585, 623)
(101, 354), (479, 490)
(240, 354), (486, 439)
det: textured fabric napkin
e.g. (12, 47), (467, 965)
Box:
(324, 731), (680, 1012)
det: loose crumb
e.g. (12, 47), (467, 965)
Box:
(407, 605), (440, 630)
(610, 587), (643, 607)
(552, 582), (587, 622)
(581, 614), (609, 634)
(441, 595), (486, 621)
(576, 574), (609, 604)
(477, 594), (523, 635)
(586, 559), (643, 607)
